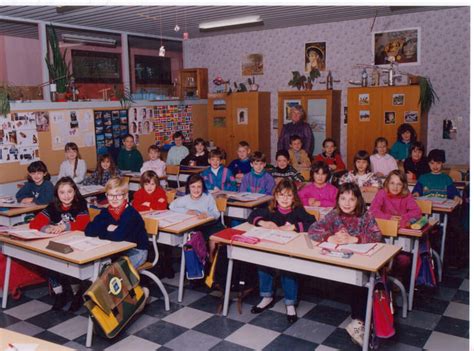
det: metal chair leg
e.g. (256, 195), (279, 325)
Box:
(387, 276), (408, 318)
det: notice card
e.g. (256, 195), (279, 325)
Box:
(243, 227), (299, 245)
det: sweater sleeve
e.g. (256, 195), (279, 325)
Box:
(294, 206), (316, 232)
(308, 211), (334, 242)
(117, 150), (126, 170)
(169, 196), (189, 213)
(248, 207), (270, 226)
(335, 154), (346, 171)
(303, 123), (315, 156)
(400, 194), (422, 228)
(85, 210), (109, 238)
(277, 124), (287, 152)
(369, 190), (392, 220)
(206, 195), (220, 219)
(359, 212), (382, 244)
(239, 173), (250, 193)
(29, 211), (50, 231)
(412, 181), (424, 196)
(73, 159), (87, 184)
(151, 188), (168, 210)
(319, 184), (337, 208)
(132, 189), (150, 212)
(58, 161), (67, 179)
(298, 184), (312, 206)
(82, 171), (98, 185)
(132, 150), (144, 172)
(35, 181), (54, 205)
(70, 210), (90, 231)
(390, 142), (401, 160)
(224, 169), (238, 191)
(16, 182), (32, 202)
(264, 174), (275, 195)
(301, 150), (312, 167)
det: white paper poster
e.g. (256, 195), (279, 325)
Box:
(50, 109), (95, 150)
(129, 107), (153, 145)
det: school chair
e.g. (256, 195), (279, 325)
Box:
(166, 189), (177, 204)
(215, 196), (228, 227)
(305, 207), (320, 221)
(300, 168), (311, 182)
(88, 207), (100, 220)
(375, 218), (408, 318)
(166, 164), (181, 188)
(448, 169), (462, 182)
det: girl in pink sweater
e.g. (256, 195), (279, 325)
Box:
(370, 170), (421, 227)
(298, 161), (337, 207)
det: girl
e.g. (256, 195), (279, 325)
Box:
(314, 138), (346, 172)
(141, 145), (167, 187)
(390, 123), (417, 161)
(308, 183), (382, 346)
(132, 171), (167, 212)
(58, 142), (87, 184)
(180, 138), (209, 167)
(248, 179), (315, 323)
(403, 141), (430, 181)
(370, 170), (422, 228)
(29, 177), (90, 311)
(298, 161), (337, 207)
(16, 161), (54, 205)
(83, 153), (121, 186)
(339, 150), (382, 190)
(370, 137), (398, 177)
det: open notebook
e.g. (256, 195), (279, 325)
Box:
(318, 241), (378, 255)
(242, 227), (299, 245)
(0, 228), (60, 240)
(144, 210), (197, 228)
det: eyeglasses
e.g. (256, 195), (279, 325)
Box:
(276, 193), (294, 199)
(106, 193), (125, 200)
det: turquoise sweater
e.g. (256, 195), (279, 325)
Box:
(117, 148), (143, 172)
(390, 140), (411, 161)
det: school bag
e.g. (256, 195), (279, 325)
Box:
(415, 237), (437, 288)
(0, 253), (45, 299)
(372, 272), (395, 339)
(83, 256), (147, 339)
(184, 231), (208, 280)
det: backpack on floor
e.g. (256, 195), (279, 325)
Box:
(0, 253), (45, 299)
(372, 272), (395, 339)
(415, 237), (437, 288)
(83, 256), (146, 339)
(184, 231), (208, 280)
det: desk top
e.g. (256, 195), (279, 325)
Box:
(0, 228), (135, 265)
(78, 185), (105, 197)
(0, 328), (74, 351)
(142, 212), (214, 235)
(408, 180), (467, 191)
(224, 195), (273, 208)
(211, 223), (400, 272)
(0, 204), (46, 218)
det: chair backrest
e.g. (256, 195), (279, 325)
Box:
(166, 164), (180, 176)
(375, 218), (399, 238)
(305, 208), (320, 221)
(88, 207), (101, 221)
(300, 168), (311, 181)
(122, 176), (130, 187)
(166, 189), (177, 204)
(416, 199), (432, 215)
(143, 217), (159, 234)
(215, 196), (228, 212)
(448, 169), (462, 182)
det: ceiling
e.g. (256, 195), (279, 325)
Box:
(0, 6), (455, 41)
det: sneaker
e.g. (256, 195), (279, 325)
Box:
(345, 318), (365, 347)
(52, 289), (72, 311)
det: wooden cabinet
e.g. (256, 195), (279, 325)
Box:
(277, 90), (341, 156)
(179, 68), (208, 99)
(347, 85), (426, 165)
(207, 92), (271, 160)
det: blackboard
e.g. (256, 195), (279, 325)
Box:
(134, 55), (171, 85)
(72, 50), (121, 83)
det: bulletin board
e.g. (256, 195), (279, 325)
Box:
(128, 106), (153, 145)
(50, 109), (95, 150)
(153, 104), (193, 146)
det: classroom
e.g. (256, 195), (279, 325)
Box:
(0, 5), (470, 351)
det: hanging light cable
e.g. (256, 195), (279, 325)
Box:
(183, 7), (189, 40)
(174, 7), (180, 32)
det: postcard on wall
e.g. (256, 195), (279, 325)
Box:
(359, 110), (370, 122)
(283, 99), (301, 123)
(359, 94), (369, 105)
(384, 111), (396, 125)
(373, 28), (420, 66)
(392, 94), (405, 106)
(443, 119), (457, 140)
(0, 112), (39, 165)
(305, 42), (326, 72)
(35, 112), (49, 131)
(404, 111), (418, 123)
(242, 53), (263, 76)
(236, 108), (248, 125)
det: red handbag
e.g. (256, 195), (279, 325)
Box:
(372, 273), (395, 339)
(0, 253), (45, 299)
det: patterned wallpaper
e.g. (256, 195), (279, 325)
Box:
(184, 8), (470, 165)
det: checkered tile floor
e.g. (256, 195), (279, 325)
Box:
(0, 265), (469, 350)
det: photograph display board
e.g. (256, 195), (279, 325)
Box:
(153, 104), (192, 146)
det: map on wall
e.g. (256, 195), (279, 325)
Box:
(128, 106), (153, 145)
(0, 112), (40, 165)
(153, 105), (192, 146)
(50, 109), (95, 150)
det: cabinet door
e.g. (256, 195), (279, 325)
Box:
(231, 93), (260, 156)
(208, 97), (231, 155)
(306, 97), (327, 155)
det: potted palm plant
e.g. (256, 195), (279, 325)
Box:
(288, 70), (321, 90)
(0, 84), (11, 116)
(45, 25), (70, 101)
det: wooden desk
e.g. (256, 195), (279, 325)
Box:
(0, 204), (47, 226)
(211, 223), (400, 351)
(0, 229), (135, 348)
(0, 328), (74, 350)
(78, 185), (105, 198)
(221, 195), (273, 220)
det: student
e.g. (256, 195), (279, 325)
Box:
(29, 177), (90, 310)
(58, 142), (87, 184)
(269, 149), (304, 183)
(16, 161), (54, 205)
(370, 170), (422, 228)
(228, 141), (252, 181)
(288, 135), (311, 173)
(370, 137), (398, 177)
(308, 183), (382, 346)
(117, 134), (143, 172)
(403, 141), (430, 181)
(390, 123), (417, 161)
(201, 149), (237, 192)
(314, 137), (346, 172)
(166, 131), (189, 165)
(339, 150), (382, 189)
(180, 138), (209, 167)
(141, 145), (167, 186)
(298, 161), (337, 207)
(248, 179), (315, 323)
(240, 151), (275, 195)
(412, 149), (462, 205)
(83, 153), (121, 186)
(132, 171), (167, 212)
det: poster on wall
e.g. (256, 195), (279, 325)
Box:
(305, 42), (326, 72)
(0, 112), (40, 165)
(128, 107), (153, 144)
(94, 109), (128, 156)
(241, 53), (264, 76)
(50, 109), (95, 150)
(373, 28), (420, 66)
(153, 105), (192, 146)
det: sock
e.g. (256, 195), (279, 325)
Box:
(53, 286), (63, 294)
(256, 297), (273, 309)
(286, 305), (296, 316)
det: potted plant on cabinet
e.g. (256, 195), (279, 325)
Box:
(45, 25), (70, 102)
(288, 70), (320, 90)
(112, 85), (135, 109)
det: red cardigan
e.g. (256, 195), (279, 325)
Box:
(132, 187), (167, 212)
(314, 153), (346, 171)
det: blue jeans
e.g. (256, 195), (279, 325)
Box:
(258, 266), (298, 305)
(125, 248), (148, 268)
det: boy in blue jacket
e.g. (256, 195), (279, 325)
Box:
(201, 149), (237, 192)
(16, 161), (54, 205)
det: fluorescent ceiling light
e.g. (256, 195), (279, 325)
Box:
(199, 15), (263, 30)
(62, 34), (117, 47)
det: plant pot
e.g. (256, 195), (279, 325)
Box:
(304, 82), (313, 90)
(408, 74), (420, 85)
(249, 84), (259, 92)
(55, 92), (67, 102)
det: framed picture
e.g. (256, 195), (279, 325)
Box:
(72, 50), (121, 83)
(384, 111), (396, 125)
(359, 94), (369, 105)
(373, 28), (420, 66)
(359, 110), (370, 122)
(236, 108), (248, 125)
(283, 99), (301, 123)
(134, 55), (172, 84)
(241, 53), (263, 76)
(392, 94), (405, 106)
(305, 42), (326, 72)
(443, 119), (457, 140)
(404, 111), (418, 123)
(343, 106), (348, 125)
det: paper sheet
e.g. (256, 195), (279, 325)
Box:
(243, 227), (299, 244)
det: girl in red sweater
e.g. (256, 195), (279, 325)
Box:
(314, 138), (346, 172)
(132, 170), (167, 212)
(29, 176), (90, 311)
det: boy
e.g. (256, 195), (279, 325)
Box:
(117, 134), (143, 172)
(412, 149), (462, 205)
(141, 144), (167, 186)
(269, 149), (304, 183)
(288, 135), (311, 173)
(240, 151), (275, 195)
(228, 141), (252, 182)
(201, 149), (237, 192)
(314, 137), (346, 172)
(167, 131), (189, 165)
